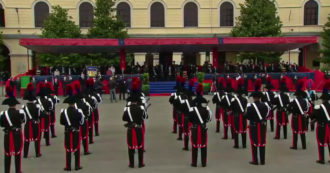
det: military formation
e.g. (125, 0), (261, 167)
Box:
(0, 78), (102, 173)
(170, 74), (330, 167)
(0, 73), (329, 172)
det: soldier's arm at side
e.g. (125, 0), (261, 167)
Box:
(122, 107), (129, 122)
(59, 109), (66, 126)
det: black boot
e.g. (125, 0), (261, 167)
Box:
(283, 125), (287, 139)
(216, 121), (220, 133)
(222, 126), (228, 139)
(191, 147), (198, 167)
(65, 151), (71, 171)
(301, 134), (306, 149)
(128, 149), (134, 168)
(270, 119), (274, 132)
(4, 155), (11, 173)
(259, 147), (265, 165)
(24, 141), (29, 158)
(274, 125), (280, 139)
(138, 149), (145, 168)
(177, 127), (183, 140)
(233, 132), (238, 148)
(242, 133), (247, 148)
(201, 147), (207, 167)
(15, 154), (22, 173)
(251, 145), (258, 164)
(183, 135), (189, 150)
(95, 122), (99, 136)
(50, 125), (57, 138)
(291, 134), (297, 149)
(44, 131), (50, 146)
(75, 149), (82, 170)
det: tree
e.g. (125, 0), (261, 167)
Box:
(88, 0), (128, 38)
(231, 0), (283, 63)
(321, 14), (330, 66)
(0, 32), (9, 73)
(40, 5), (85, 67)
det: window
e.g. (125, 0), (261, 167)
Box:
(34, 2), (49, 27)
(220, 2), (234, 26)
(117, 2), (131, 27)
(184, 2), (198, 27)
(0, 4), (4, 27)
(150, 2), (165, 27)
(79, 2), (94, 27)
(304, 0), (318, 25)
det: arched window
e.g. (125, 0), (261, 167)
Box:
(79, 2), (94, 27)
(34, 2), (49, 27)
(117, 2), (131, 27)
(0, 4), (5, 27)
(304, 0), (318, 25)
(150, 2), (165, 27)
(184, 2), (198, 27)
(220, 2), (234, 26)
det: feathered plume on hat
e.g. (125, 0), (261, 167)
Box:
(320, 80), (330, 100)
(295, 79), (307, 98)
(3, 86), (20, 106)
(250, 78), (263, 98)
(189, 79), (195, 91)
(37, 82), (46, 97)
(174, 75), (182, 90)
(279, 76), (289, 92)
(265, 75), (273, 90)
(196, 83), (203, 96)
(74, 81), (81, 94)
(180, 76), (186, 87)
(23, 82), (37, 101)
(237, 77), (245, 95)
(63, 84), (76, 104)
(127, 79), (142, 102)
(218, 77), (226, 91)
(226, 77), (233, 93)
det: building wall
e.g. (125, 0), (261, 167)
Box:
(0, 0), (328, 76)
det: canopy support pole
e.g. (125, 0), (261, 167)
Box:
(212, 48), (218, 69)
(120, 48), (126, 74)
(303, 46), (307, 67)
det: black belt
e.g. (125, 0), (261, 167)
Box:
(3, 128), (21, 134)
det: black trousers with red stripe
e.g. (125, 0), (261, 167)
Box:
(128, 149), (144, 167)
(191, 147), (207, 166)
(251, 146), (265, 164)
(23, 140), (40, 157)
(317, 146), (330, 162)
(275, 125), (287, 139)
(5, 154), (21, 173)
(65, 149), (80, 170)
(234, 133), (246, 148)
(292, 133), (306, 149)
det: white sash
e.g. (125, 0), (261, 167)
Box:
(265, 92), (270, 102)
(320, 104), (330, 121)
(294, 99), (304, 115)
(185, 100), (193, 112)
(194, 107), (204, 124)
(127, 107), (133, 122)
(64, 109), (71, 126)
(4, 111), (13, 127)
(278, 94), (283, 107)
(216, 93), (221, 102)
(234, 95), (244, 113)
(225, 95), (231, 106)
(24, 106), (33, 120)
(252, 103), (262, 120)
(37, 99), (45, 111)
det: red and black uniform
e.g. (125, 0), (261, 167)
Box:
(262, 91), (275, 132)
(169, 92), (179, 133)
(84, 94), (96, 144)
(75, 97), (92, 155)
(212, 91), (224, 133)
(220, 92), (234, 139)
(189, 104), (211, 167)
(0, 108), (25, 173)
(60, 107), (84, 171)
(123, 103), (147, 168)
(273, 92), (290, 139)
(231, 95), (248, 148)
(308, 90), (318, 131)
(48, 94), (59, 138)
(173, 92), (185, 140)
(179, 95), (193, 150)
(287, 97), (309, 149)
(92, 93), (102, 136)
(311, 102), (330, 164)
(37, 96), (53, 146)
(245, 101), (269, 165)
(22, 103), (42, 158)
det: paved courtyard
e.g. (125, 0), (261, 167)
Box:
(0, 95), (329, 173)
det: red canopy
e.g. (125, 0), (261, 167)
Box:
(20, 36), (318, 54)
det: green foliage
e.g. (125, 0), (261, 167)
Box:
(142, 73), (150, 85)
(0, 32), (9, 72)
(320, 14), (330, 65)
(41, 5), (81, 38)
(88, 0), (128, 38)
(202, 83), (211, 94)
(142, 84), (150, 95)
(231, 0), (283, 63)
(197, 72), (205, 83)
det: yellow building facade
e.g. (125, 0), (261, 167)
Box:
(0, 0), (329, 76)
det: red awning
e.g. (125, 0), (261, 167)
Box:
(19, 36), (318, 54)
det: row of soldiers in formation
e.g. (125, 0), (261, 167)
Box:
(169, 75), (330, 166)
(0, 78), (103, 173)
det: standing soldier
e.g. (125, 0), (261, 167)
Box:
(246, 79), (270, 165)
(123, 81), (148, 168)
(220, 77), (234, 139)
(307, 82), (318, 131)
(74, 82), (92, 155)
(273, 76), (291, 139)
(37, 82), (53, 146)
(262, 75), (275, 132)
(0, 86), (25, 173)
(190, 84), (211, 167)
(231, 78), (248, 148)
(45, 81), (60, 138)
(311, 81), (330, 164)
(60, 85), (84, 171)
(22, 83), (42, 158)
(288, 79), (309, 150)
(212, 77), (225, 133)
(169, 76), (182, 134)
